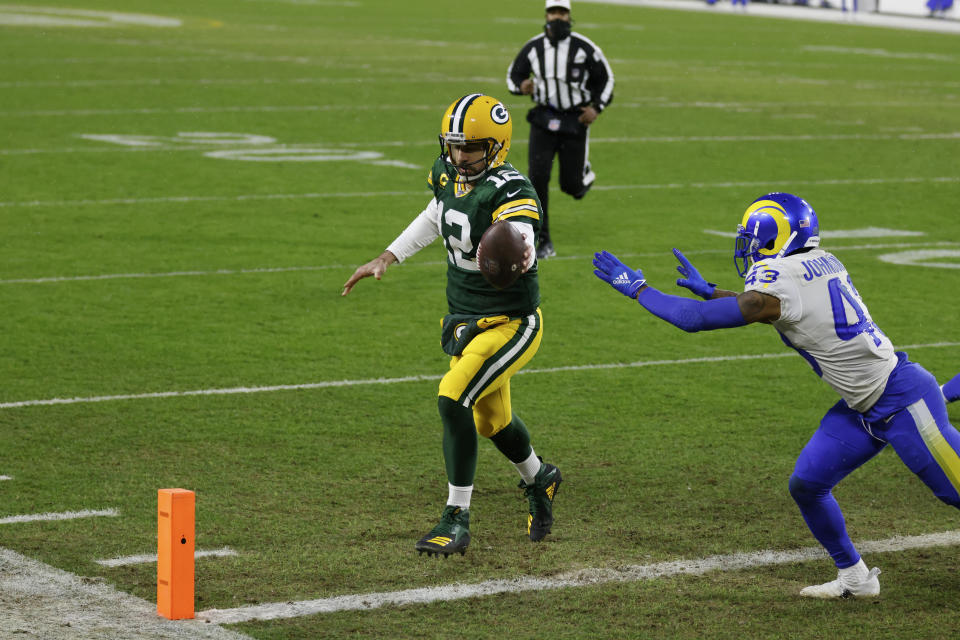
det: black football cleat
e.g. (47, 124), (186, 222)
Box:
(519, 460), (562, 541)
(415, 505), (470, 558)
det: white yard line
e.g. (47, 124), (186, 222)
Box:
(0, 264), (349, 285)
(3, 130), (959, 156)
(0, 5), (182, 27)
(4, 74), (953, 90)
(594, 132), (960, 143)
(0, 476), (11, 481)
(0, 189), (419, 208)
(703, 228), (928, 239)
(3, 241), (957, 286)
(95, 547), (237, 568)
(2, 342), (957, 410)
(198, 528), (960, 623)
(0, 104), (434, 118)
(0, 547), (252, 640)
(0, 55), (230, 65)
(590, 175), (960, 191)
(879, 249), (960, 269)
(3, 175), (960, 209)
(614, 99), (960, 109)
(2, 99), (957, 118)
(0, 377), (442, 410)
(0, 76), (443, 89)
(0, 509), (119, 525)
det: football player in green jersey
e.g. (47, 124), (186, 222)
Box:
(342, 94), (562, 557)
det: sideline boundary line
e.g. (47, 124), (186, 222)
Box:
(2, 342), (957, 410)
(577, 0), (960, 35)
(198, 528), (960, 623)
(0, 546), (252, 640)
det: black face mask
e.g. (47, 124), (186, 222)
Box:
(544, 19), (571, 44)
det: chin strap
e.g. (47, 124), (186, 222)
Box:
(776, 231), (798, 259)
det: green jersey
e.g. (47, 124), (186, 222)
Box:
(427, 157), (541, 316)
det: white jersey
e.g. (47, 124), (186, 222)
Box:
(743, 249), (897, 412)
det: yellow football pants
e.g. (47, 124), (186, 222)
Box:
(438, 309), (543, 438)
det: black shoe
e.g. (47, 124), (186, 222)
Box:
(573, 182), (592, 200)
(415, 505), (470, 558)
(536, 242), (556, 260)
(519, 461), (562, 541)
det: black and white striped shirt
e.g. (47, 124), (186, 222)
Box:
(506, 31), (614, 113)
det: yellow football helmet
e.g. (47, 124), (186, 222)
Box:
(438, 94), (512, 182)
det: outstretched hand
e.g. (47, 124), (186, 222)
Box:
(673, 248), (716, 300)
(592, 250), (646, 299)
(341, 252), (396, 297)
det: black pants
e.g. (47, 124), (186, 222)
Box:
(526, 108), (593, 246)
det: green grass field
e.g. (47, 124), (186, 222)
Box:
(2, 0), (960, 637)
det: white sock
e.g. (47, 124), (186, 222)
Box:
(515, 450), (542, 486)
(447, 483), (473, 508)
(839, 558), (868, 582)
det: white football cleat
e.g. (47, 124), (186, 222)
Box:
(800, 559), (881, 599)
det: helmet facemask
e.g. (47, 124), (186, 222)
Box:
(438, 134), (502, 183)
(734, 222), (760, 278)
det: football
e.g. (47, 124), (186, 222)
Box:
(476, 221), (527, 289)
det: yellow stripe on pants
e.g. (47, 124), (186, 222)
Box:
(909, 399), (960, 496)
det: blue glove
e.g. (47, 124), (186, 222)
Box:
(593, 250), (646, 298)
(673, 248), (716, 300)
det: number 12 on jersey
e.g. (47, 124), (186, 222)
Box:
(827, 276), (882, 346)
(442, 206), (476, 269)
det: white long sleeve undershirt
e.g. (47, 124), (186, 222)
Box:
(385, 198), (441, 263)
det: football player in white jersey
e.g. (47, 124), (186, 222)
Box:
(593, 192), (960, 599)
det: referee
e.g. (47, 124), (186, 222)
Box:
(506, 0), (614, 259)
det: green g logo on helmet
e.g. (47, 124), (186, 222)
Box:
(490, 102), (510, 125)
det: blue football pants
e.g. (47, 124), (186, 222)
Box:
(789, 363), (960, 568)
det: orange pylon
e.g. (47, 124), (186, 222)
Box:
(157, 488), (195, 620)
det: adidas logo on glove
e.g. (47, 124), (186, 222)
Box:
(613, 271), (632, 286)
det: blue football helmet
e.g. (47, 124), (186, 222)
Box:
(734, 192), (820, 277)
